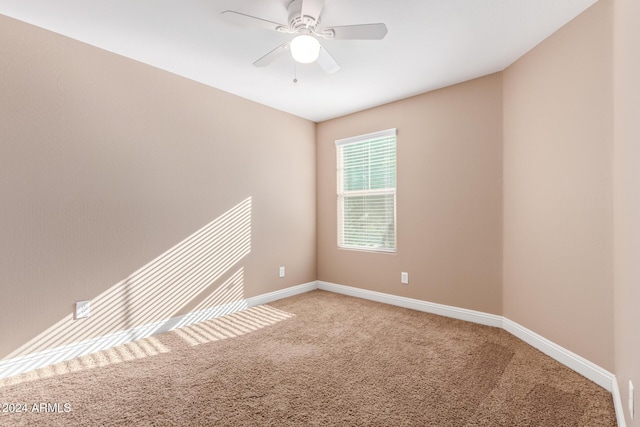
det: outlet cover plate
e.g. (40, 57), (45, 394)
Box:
(401, 272), (409, 284)
(279, 266), (285, 278)
(75, 300), (91, 319)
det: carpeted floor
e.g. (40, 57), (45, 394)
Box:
(0, 290), (616, 426)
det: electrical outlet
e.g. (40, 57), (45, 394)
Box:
(75, 300), (91, 319)
(630, 380), (635, 420)
(279, 266), (285, 278)
(401, 272), (409, 284)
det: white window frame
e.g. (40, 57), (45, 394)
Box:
(335, 128), (397, 253)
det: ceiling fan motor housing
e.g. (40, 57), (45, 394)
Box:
(288, 0), (320, 32)
(221, 0), (387, 73)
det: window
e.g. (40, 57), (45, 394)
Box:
(336, 128), (396, 253)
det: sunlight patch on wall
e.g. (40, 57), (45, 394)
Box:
(6, 197), (252, 361)
(193, 268), (244, 313)
(174, 305), (294, 346)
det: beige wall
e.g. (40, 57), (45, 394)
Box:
(317, 74), (503, 315)
(613, 0), (640, 423)
(502, 0), (614, 371)
(0, 15), (316, 360)
(1, 0), (633, 402)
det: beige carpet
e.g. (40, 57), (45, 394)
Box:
(0, 290), (616, 426)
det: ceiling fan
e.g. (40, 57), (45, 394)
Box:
(221, 0), (388, 74)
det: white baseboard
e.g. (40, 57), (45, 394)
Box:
(246, 281), (318, 307)
(317, 281), (503, 327)
(317, 282), (618, 400)
(1, 278), (624, 426)
(612, 375), (627, 427)
(501, 318), (614, 391)
(0, 282), (317, 380)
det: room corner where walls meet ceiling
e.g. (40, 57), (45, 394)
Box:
(0, 0), (598, 122)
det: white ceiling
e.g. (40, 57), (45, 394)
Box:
(0, 0), (598, 122)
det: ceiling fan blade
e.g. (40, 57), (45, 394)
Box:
(301, 0), (325, 22)
(253, 42), (290, 67)
(325, 23), (388, 40)
(317, 46), (340, 75)
(221, 10), (287, 32)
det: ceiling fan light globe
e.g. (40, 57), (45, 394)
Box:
(290, 35), (320, 63)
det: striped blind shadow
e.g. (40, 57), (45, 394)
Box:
(173, 305), (295, 346)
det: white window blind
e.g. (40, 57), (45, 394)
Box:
(336, 128), (396, 253)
